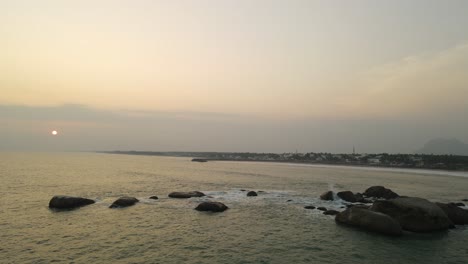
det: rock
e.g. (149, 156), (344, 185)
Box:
(149, 196), (158, 200)
(337, 191), (357, 203)
(168, 191), (205, 198)
(462, 199), (468, 202)
(347, 204), (370, 209)
(452, 202), (465, 207)
(304, 206), (315, 209)
(317, 207), (327, 211)
(435, 202), (468, 225)
(335, 207), (403, 236)
(363, 186), (399, 199)
(247, 191), (258, 197)
(240, 189), (246, 192)
(110, 197), (139, 208)
(49, 195), (95, 209)
(371, 197), (453, 232)
(324, 210), (339, 215)
(354, 193), (364, 202)
(257, 191), (265, 193)
(191, 158), (208, 162)
(320, 191), (334, 201)
(195, 202), (228, 212)
(287, 199), (293, 202)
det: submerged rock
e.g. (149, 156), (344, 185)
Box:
(110, 197), (139, 208)
(149, 196), (159, 200)
(363, 186), (399, 200)
(247, 191), (258, 197)
(191, 158), (208, 162)
(317, 207), (327, 211)
(49, 195), (95, 209)
(436, 202), (468, 225)
(168, 191), (205, 198)
(304, 206), (316, 209)
(320, 191), (334, 201)
(337, 191), (357, 203)
(371, 197), (453, 232)
(335, 207), (403, 236)
(195, 202), (228, 212)
(323, 210), (339, 216)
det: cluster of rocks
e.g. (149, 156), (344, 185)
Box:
(48, 191), (229, 213)
(319, 186), (468, 236)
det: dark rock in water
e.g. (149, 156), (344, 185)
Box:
(340, 206), (346, 208)
(320, 191), (334, 201)
(240, 189), (246, 192)
(354, 193), (364, 202)
(304, 206), (315, 209)
(363, 186), (399, 199)
(336, 207), (403, 236)
(191, 158), (208, 162)
(337, 191), (357, 203)
(49, 195), (95, 209)
(110, 197), (139, 208)
(247, 191), (258, 197)
(324, 210), (339, 215)
(317, 207), (327, 211)
(347, 204), (371, 209)
(371, 197), (453, 232)
(195, 202), (228, 212)
(436, 202), (468, 225)
(257, 191), (265, 193)
(149, 196), (158, 200)
(287, 199), (293, 202)
(168, 191), (205, 198)
(462, 199), (468, 202)
(452, 202), (465, 207)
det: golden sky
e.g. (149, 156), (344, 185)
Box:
(1, 1), (468, 152)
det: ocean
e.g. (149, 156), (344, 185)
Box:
(1, 152), (467, 264)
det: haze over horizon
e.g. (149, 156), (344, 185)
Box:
(1, 1), (468, 153)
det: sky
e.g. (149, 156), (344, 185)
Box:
(1, 0), (468, 153)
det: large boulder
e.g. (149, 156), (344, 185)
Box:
(435, 202), (468, 225)
(110, 197), (139, 208)
(168, 191), (205, 198)
(49, 195), (95, 209)
(320, 191), (334, 201)
(335, 207), (402, 236)
(337, 191), (357, 203)
(363, 186), (399, 199)
(195, 202), (228, 212)
(371, 197), (453, 232)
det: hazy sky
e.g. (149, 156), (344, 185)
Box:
(1, 0), (468, 153)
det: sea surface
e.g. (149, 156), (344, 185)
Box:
(1, 152), (467, 264)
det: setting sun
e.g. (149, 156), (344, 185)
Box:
(51, 130), (58, 135)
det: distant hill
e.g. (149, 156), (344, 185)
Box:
(417, 138), (468, 155)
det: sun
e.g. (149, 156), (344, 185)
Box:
(51, 130), (58, 135)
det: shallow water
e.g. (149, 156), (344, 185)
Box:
(1, 152), (467, 264)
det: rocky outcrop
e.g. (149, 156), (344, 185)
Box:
(320, 191), (334, 201)
(371, 197), (453, 232)
(168, 191), (205, 198)
(247, 191), (258, 197)
(109, 197), (139, 208)
(335, 207), (402, 236)
(49, 195), (95, 209)
(435, 202), (468, 225)
(337, 191), (357, 203)
(192, 158), (208, 162)
(195, 202), (228, 212)
(149, 196), (158, 200)
(304, 206), (315, 209)
(363, 186), (399, 199)
(323, 210), (339, 215)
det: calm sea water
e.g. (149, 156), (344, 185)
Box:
(1, 152), (467, 264)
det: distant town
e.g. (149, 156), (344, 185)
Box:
(100, 151), (468, 171)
